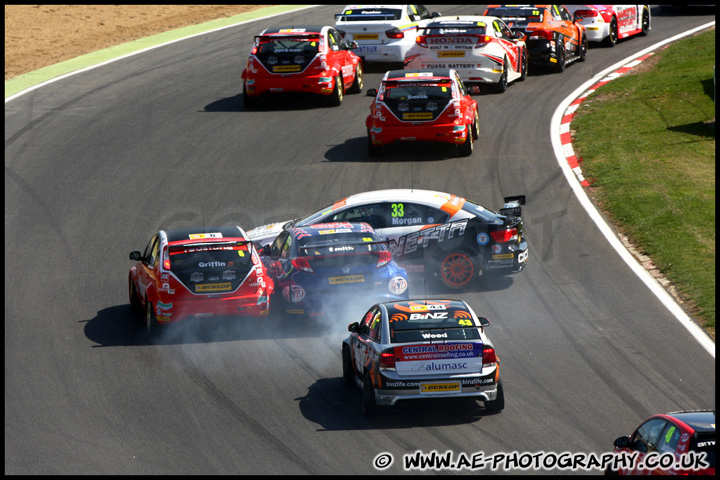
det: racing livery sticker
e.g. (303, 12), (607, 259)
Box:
(394, 342), (483, 376)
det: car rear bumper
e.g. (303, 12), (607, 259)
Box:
(154, 293), (270, 324)
(374, 373), (499, 406)
(244, 74), (335, 97)
(526, 39), (557, 65)
(369, 122), (469, 146)
(580, 23), (611, 42)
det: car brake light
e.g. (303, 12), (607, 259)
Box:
(490, 228), (518, 243)
(251, 46), (258, 55)
(573, 9), (598, 18)
(533, 29), (555, 41)
(473, 35), (493, 48)
(380, 349), (396, 370)
(416, 35), (428, 47)
(291, 257), (313, 273)
(376, 250), (392, 268)
(386, 27), (404, 39)
(162, 245), (171, 270)
(483, 346), (497, 368)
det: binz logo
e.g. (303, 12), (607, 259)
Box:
(410, 312), (448, 320)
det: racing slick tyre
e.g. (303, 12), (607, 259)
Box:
(457, 125), (473, 157)
(578, 34), (588, 62)
(518, 50), (528, 81)
(640, 9), (650, 36)
(553, 41), (566, 73)
(603, 17), (618, 47)
(348, 63), (364, 94)
(494, 59), (508, 93)
(129, 277), (143, 315)
(484, 379), (505, 413)
(367, 129), (382, 157)
(145, 300), (160, 343)
(472, 109), (480, 141)
(326, 75), (344, 107)
(243, 81), (259, 108)
(361, 371), (378, 416)
(439, 249), (477, 289)
(342, 346), (355, 387)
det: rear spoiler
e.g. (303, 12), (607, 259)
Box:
(335, 13), (396, 21)
(499, 195), (525, 218)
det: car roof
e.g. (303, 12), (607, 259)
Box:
(289, 222), (376, 238)
(342, 4), (407, 9)
(260, 25), (326, 35)
(381, 299), (470, 316)
(665, 410), (716, 433)
(385, 69), (454, 81)
(165, 226), (246, 244)
(340, 188), (462, 207)
(428, 15), (496, 25)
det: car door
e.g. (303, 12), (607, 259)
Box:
(554, 5), (580, 53)
(353, 307), (380, 374)
(327, 27), (354, 89)
(492, 19), (522, 72)
(628, 418), (669, 474)
(137, 234), (159, 300)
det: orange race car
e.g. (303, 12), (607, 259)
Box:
(484, 5), (588, 73)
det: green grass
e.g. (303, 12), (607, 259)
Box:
(571, 28), (715, 337)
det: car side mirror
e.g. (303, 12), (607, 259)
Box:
(431, 11), (441, 18)
(477, 316), (490, 327)
(514, 31), (525, 39)
(613, 436), (629, 448)
(366, 88), (377, 97)
(129, 251), (142, 261)
(348, 40), (358, 50)
(348, 322), (360, 333)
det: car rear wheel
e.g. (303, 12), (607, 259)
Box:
(243, 81), (259, 107)
(361, 371), (377, 415)
(327, 76), (344, 107)
(145, 300), (160, 342)
(485, 379), (505, 413)
(457, 125), (473, 157)
(640, 9), (650, 36)
(129, 277), (143, 315)
(348, 63), (364, 94)
(472, 109), (480, 141)
(494, 59), (508, 93)
(553, 41), (565, 73)
(518, 50), (528, 81)
(604, 17), (618, 47)
(439, 249), (477, 289)
(578, 34), (588, 62)
(367, 129), (382, 157)
(342, 346), (355, 387)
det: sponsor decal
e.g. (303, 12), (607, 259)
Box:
(424, 63), (476, 69)
(199, 261), (226, 268)
(410, 304), (446, 311)
(420, 382), (461, 393)
(160, 283), (175, 294)
(195, 282), (232, 292)
(278, 28), (306, 33)
(222, 270), (236, 280)
(182, 246), (233, 253)
(157, 301), (173, 310)
(428, 37), (474, 45)
(410, 312), (447, 320)
(402, 112), (433, 120)
(388, 219), (468, 257)
(491, 244), (502, 254)
(189, 232), (223, 239)
(389, 276), (408, 295)
(391, 216), (422, 226)
(273, 65), (302, 72)
(492, 253), (514, 260)
(329, 246), (354, 252)
(319, 228), (352, 235)
(329, 275), (365, 285)
(354, 33), (378, 40)
(518, 250), (529, 263)
(476, 232), (489, 245)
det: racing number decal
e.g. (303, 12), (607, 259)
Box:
(391, 203), (404, 218)
(458, 319), (473, 326)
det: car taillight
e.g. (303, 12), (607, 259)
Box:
(291, 257), (313, 273)
(376, 250), (392, 268)
(380, 349), (396, 370)
(490, 228), (518, 243)
(162, 245), (171, 270)
(483, 346), (497, 368)
(473, 35), (493, 48)
(251, 46), (258, 55)
(532, 29), (554, 41)
(573, 9), (598, 19)
(416, 35), (428, 47)
(386, 27), (404, 39)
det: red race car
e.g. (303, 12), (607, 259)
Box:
(129, 226), (274, 336)
(365, 68), (479, 157)
(242, 24), (364, 107)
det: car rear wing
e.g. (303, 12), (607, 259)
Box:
(498, 195), (525, 218)
(335, 12), (397, 21)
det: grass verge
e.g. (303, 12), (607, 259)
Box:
(571, 28), (715, 338)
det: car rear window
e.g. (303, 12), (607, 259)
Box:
(298, 230), (384, 251)
(388, 306), (481, 343)
(256, 36), (320, 55)
(420, 23), (488, 36)
(484, 7), (544, 26)
(168, 243), (254, 291)
(338, 8), (402, 21)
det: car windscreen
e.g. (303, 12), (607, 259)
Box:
(337, 8), (402, 21)
(389, 314), (481, 343)
(255, 36), (320, 55)
(484, 8), (544, 27)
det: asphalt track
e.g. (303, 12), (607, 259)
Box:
(5, 5), (716, 474)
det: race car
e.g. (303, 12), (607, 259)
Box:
(129, 226), (274, 335)
(483, 5), (588, 73)
(334, 4), (441, 66)
(365, 68), (479, 157)
(342, 299), (504, 415)
(403, 15), (528, 93)
(608, 410), (715, 475)
(247, 189), (529, 290)
(241, 25), (363, 107)
(566, 5), (650, 47)
(258, 222), (409, 317)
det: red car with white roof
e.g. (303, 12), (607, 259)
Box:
(365, 68), (479, 156)
(241, 25), (363, 107)
(129, 226), (274, 337)
(567, 5), (650, 47)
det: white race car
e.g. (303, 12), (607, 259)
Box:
(335, 4), (441, 65)
(403, 15), (528, 93)
(566, 5), (650, 47)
